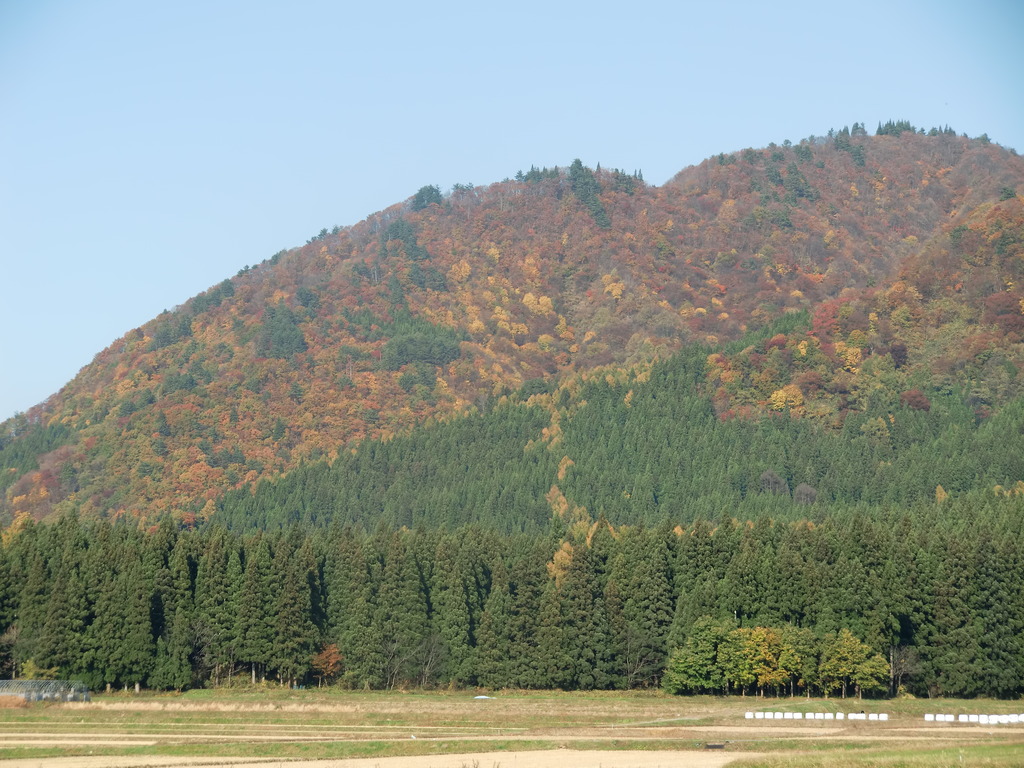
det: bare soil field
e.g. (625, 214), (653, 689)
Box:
(0, 750), (751, 768)
(0, 690), (1020, 767)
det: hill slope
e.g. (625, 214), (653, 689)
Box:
(3, 127), (1024, 525)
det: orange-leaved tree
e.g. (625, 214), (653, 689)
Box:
(311, 643), (343, 688)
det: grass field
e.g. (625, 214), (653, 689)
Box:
(0, 688), (1020, 767)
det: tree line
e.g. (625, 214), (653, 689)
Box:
(2, 500), (1022, 697)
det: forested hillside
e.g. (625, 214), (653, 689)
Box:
(2, 126), (1022, 526)
(1, 125), (1023, 698)
(212, 332), (1024, 533)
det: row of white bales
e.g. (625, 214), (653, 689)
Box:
(924, 713), (1023, 724)
(746, 711), (887, 721)
(747, 711), (1024, 724)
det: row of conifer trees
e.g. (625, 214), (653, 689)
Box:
(2, 503), (1021, 697)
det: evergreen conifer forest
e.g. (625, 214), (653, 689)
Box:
(2, 126), (1024, 697)
(3, 499), (1022, 696)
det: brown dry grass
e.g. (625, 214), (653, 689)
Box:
(1, 690), (1022, 767)
(0, 751), (758, 768)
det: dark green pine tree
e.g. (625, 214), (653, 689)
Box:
(560, 541), (616, 689)
(474, 560), (511, 688)
(36, 518), (90, 679)
(193, 530), (239, 685)
(587, 517), (617, 582)
(407, 530), (438, 683)
(720, 536), (763, 626)
(672, 518), (715, 599)
(150, 604), (193, 691)
(874, 517), (919, 694)
(270, 537), (319, 687)
(430, 535), (476, 685)
(235, 535), (275, 684)
(813, 552), (870, 638)
(765, 524), (810, 626)
(323, 526), (353, 643)
(410, 184), (444, 211)
(504, 539), (546, 688)
(224, 546), (245, 677)
(328, 532), (384, 689)
(83, 526), (126, 689)
(0, 545), (16, 676)
(668, 576), (722, 652)
(110, 558), (155, 691)
(711, 518), (742, 581)
(971, 532), (1024, 696)
(533, 577), (568, 689)
(859, 561), (902, 660)
(568, 159), (611, 228)
(922, 537), (983, 696)
(143, 519), (177, 646)
(150, 533), (196, 690)
(256, 300), (308, 358)
(13, 525), (53, 673)
(35, 552), (89, 679)
(603, 571), (628, 688)
(373, 532), (430, 689)
(615, 530), (675, 687)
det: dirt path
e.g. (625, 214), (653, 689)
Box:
(0, 750), (762, 768)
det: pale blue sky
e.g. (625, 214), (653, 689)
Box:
(2, 0), (1022, 420)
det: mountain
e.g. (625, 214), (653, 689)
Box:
(3, 125), (1024, 527)
(3, 125), (1024, 698)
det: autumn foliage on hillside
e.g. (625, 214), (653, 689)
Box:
(2, 129), (1023, 525)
